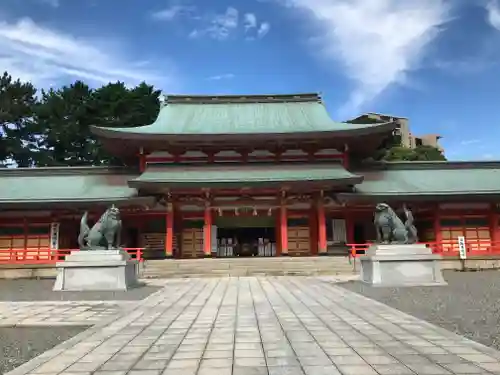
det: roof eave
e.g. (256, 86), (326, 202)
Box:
(338, 192), (500, 202)
(0, 196), (156, 209)
(128, 176), (364, 190)
(90, 122), (396, 142)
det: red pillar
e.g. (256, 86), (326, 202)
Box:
(275, 210), (282, 256)
(203, 204), (212, 257)
(489, 203), (498, 252)
(280, 203), (288, 256)
(309, 206), (318, 255)
(165, 204), (174, 258)
(139, 154), (146, 172)
(434, 205), (442, 252)
(317, 198), (327, 255)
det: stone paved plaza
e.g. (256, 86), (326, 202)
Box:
(0, 301), (133, 326)
(6, 277), (500, 375)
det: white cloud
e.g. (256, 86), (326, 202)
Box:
(244, 13), (257, 30)
(189, 7), (239, 40)
(281, 0), (450, 115)
(165, 6), (269, 41)
(205, 7), (239, 40)
(257, 22), (270, 38)
(486, 0), (500, 30)
(207, 73), (235, 80)
(0, 17), (173, 88)
(151, 5), (197, 21)
(460, 139), (480, 146)
(243, 13), (270, 39)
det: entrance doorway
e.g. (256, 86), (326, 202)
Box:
(215, 216), (276, 257)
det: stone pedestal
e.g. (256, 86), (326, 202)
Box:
(53, 249), (139, 291)
(360, 244), (447, 287)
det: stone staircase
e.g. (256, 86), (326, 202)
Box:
(141, 256), (358, 278)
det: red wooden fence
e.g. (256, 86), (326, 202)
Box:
(348, 239), (496, 258)
(0, 248), (144, 264)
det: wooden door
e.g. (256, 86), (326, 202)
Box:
(181, 228), (203, 258)
(288, 226), (310, 256)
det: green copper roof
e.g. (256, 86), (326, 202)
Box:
(129, 163), (363, 188)
(91, 93), (395, 138)
(0, 167), (146, 207)
(345, 161), (500, 198)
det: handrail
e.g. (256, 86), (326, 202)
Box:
(0, 248), (144, 264)
(348, 238), (497, 258)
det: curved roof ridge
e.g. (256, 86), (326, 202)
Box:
(91, 98), (396, 137)
(165, 93), (321, 104)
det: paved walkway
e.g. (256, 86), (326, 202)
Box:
(8, 277), (500, 375)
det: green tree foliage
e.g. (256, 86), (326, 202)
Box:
(383, 145), (447, 161)
(0, 72), (37, 167)
(33, 81), (161, 166)
(33, 81), (96, 166)
(370, 134), (446, 162)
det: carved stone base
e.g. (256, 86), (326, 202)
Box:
(360, 244), (447, 287)
(53, 249), (139, 291)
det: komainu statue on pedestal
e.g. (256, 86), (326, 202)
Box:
(374, 203), (418, 244)
(77, 205), (122, 250)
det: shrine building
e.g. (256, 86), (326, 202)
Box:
(1, 93), (500, 259)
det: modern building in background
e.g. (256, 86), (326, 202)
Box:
(0, 93), (496, 261)
(348, 112), (444, 154)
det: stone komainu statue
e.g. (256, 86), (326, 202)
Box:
(374, 203), (418, 244)
(77, 205), (122, 250)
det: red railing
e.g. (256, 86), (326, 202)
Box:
(348, 239), (499, 258)
(0, 248), (144, 265)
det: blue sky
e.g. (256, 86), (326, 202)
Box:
(1, 0), (500, 160)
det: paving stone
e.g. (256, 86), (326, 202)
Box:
(405, 363), (452, 374)
(235, 349), (264, 358)
(162, 369), (197, 375)
(232, 366), (268, 375)
(478, 362), (500, 372)
(99, 361), (135, 371)
(440, 362), (485, 373)
(165, 359), (199, 369)
(329, 355), (367, 365)
(172, 351), (203, 360)
(458, 353), (499, 363)
(303, 365), (342, 375)
(235, 357), (267, 367)
(133, 359), (168, 370)
(199, 358), (233, 368)
(268, 367), (305, 375)
(206, 343), (234, 351)
(202, 350), (233, 358)
(197, 368), (232, 375)
(334, 364), (379, 375)
(266, 357), (300, 366)
(297, 356), (332, 366)
(361, 355), (399, 365)
(427, 354), (468, 364)
(371, 364), (415, 374)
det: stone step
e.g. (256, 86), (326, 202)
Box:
(142, 269), (356, 278)
(141, 256), (357, 278)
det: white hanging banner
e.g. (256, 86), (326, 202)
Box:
(211, 225), (218, 253)
(457, 236), (466, 260)
(332, 219), (347, 244)
(50, 222), (60, 250)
